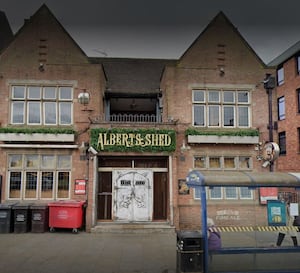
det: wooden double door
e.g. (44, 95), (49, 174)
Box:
(97, 157), (168, 222)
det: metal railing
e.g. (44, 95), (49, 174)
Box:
(110, 113), (159, 123)
(279, 191), (300, 203)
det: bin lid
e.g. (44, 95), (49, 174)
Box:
(30, 203), (49, 209)
(177, 230), (202, 239)
(0, 202), (18, 209)
(48, 200), (86, 208)
(12, 203), (32, 209)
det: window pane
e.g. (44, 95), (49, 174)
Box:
(41, 155), (55, 169)
(194, 187), (208, 200)
(279, 132), (286, 155)
(57, 155), (71, 169)
(193, 90), (205, 102)
(9, 172), (21, 198)
(297, 56), (300, 74)
(44, 102), (57, 124)
(278, 96), (285, 120)
(12, 102), (24, 124)
(238, 106), (249, 126)
(210, 187), (222, 199)
(240, 187), (252, 199)
(41, 172), (54, 199)
(25, 172), (37, 199)
(223, 106), (234, 126)
(59, 102), (72, 124)
(224, 157), (235, 168)
(194, 187), (201, 199)
(57, 172), (70, 198)
(9, 155), (23, 168)
(194, 156), (206, 168)
(297, 90), (300, 113)
(28, 102), (41, 124)
(223, 91), (235, 103)
(209, 157), (221, 168)
(237, 91), (249, 103)
(12, 86), (25, 99)
(59, 87), (72, 100)
(225, 187), (237, 199)
(208, 91), (219, 102)
(28, 86), (41, 99)
(194, 105), (205, 126)
(277, 67), (284, 85)
(43, 87), (56, 99)
(298, 128), (300, 153)
(25, 155), (39, 168)
(208, 105), (219, 126)
(239, 156), (251, 169)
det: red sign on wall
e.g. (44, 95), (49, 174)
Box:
(75, 179), (86, 195)
(260, 187), (278, 204)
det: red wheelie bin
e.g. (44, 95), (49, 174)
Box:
(48, 200), (86, 233)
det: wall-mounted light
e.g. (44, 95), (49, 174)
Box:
(39, 63), (45, 72)
(79, 141), (89, 161)
(78, 89), (90, 106)
(219, 67), (225, 76)
(180, 140), (190, 153)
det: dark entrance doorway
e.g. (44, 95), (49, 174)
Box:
(97, 156), (169, 222)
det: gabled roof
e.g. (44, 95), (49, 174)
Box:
(268, 40), (300, 67)
(179, 11), (266, 66)
(0, 10), (13, 52)
(90, 57), (176, 95)
(10, 4), (87, 58)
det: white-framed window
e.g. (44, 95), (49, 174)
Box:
(193, 155), (253, 200)
(278, 96), (285, 120)
(277, 66), (284, 86)
(11, 85), (73, 125)
(194, 155), (252, 170)
(193, 89), (250, 128)
(225, 187), (238, 199)
(8, 154), (71, 200)
(239, 187), (253, 199)
(194, 186), (253, 200)
(209, 187), (222, 199)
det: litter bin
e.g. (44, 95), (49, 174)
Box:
(13, 203), (31, 233)
(0, 203), (17, 233)
(48, 200), (86, 233)
(176, 230), (204, 273)
(30, 204), (49, 233)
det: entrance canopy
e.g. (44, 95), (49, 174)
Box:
(197, 171), (300, 188)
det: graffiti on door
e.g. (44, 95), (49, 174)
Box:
(113, 169), (153, 222)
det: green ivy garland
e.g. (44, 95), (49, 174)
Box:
(0, 127), (75, 134)
(185, 128), (259, 137)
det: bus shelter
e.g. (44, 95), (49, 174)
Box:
(186, 170), (300, 273)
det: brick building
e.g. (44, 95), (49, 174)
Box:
(269, 41), (300, 203)
(0, 4), (297, 232)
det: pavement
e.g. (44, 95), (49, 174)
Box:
(0, 229), (300, 273)
(0, 230), (177, 273)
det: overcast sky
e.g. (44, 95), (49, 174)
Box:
(1, 0), (300, 63)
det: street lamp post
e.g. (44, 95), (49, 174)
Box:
(263, 73), (276, 171)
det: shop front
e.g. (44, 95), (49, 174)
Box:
(89, 128), (176, 227)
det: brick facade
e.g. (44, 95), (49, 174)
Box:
(1, 5), (295, 233)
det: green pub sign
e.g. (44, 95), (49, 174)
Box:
(90, 128), (176, 152)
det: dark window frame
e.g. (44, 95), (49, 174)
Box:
(297, 89), (300, 114)
(278, 131), (286, 155)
